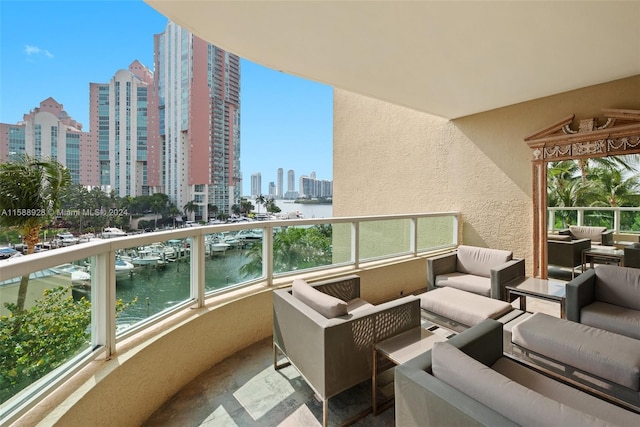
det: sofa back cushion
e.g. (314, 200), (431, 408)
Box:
(292, 279), (348, 318)
(594, 265), (640, 311)
(569, 225), (606, 243)
(430, 342), (611, 427)
(456, 245), (512, 278)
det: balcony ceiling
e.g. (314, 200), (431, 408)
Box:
(145, 1), (640, 119)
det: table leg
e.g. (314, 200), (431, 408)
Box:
(560, 299), (566, 319)
(519, 294), (527, 312)
(372, 346), (377, 416)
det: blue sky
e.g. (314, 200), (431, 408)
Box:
(0, 0), (333, 196)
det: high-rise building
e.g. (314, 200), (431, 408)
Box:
(287, 169), (295, 193)
(277, 168), (283, 198)
(298, 173), (333, 198)
(268, 181), (276, 196)
(0, 97), (93, 185)
(154, 21), (241, 218)
(89, 60), (157, 197)
(251, 173), (262, 196)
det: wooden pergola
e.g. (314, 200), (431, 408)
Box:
(526, 109), (640, 278)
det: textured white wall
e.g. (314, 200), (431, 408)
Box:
(333, 75), (640, 272)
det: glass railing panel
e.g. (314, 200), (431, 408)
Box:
(329, 222), (352, 265)
(271, 224), (336, 274)
(620, 210), (640, 233)
(583, 210), (614, 229)
(416, 216), (456, 251)
(359, 219), (411, 261)
(549, 209), (577, 231)
(114, 239), (192, 333)
(0, 266), (92, 404)
(204, 231), (261, 292)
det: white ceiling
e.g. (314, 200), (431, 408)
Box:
(145, 0), (640, 119)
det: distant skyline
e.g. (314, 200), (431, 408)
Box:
(0, 0), (333, 196)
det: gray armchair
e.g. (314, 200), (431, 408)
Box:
(427, 245), (525, 301)
(273, 275), (421, 427)
(565, 265), (640, 340)
(559, 225), (614, 247)
(547, 236), (591, 278)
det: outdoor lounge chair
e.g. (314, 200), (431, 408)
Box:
(273, 275), (421, 427)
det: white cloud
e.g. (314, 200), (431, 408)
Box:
(24, 45), (53, 59)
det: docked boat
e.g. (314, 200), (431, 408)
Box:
(115, 257), (135, 278)
(131, 250), (162, 266)
(102, 227), (128, 239)
(51, 263), (91, 286)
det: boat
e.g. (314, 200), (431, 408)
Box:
(0, 247), (18, 260)
(115, 257), (135, 278)
(131, 250), (162, 266)
(235, 229), (263, 242)
(142, 243), (177, 260)
(205, 235), (230, 254)
(102, 227), (128, 239)
(51, 263), (91, 286)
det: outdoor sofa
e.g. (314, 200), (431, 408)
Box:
(566, 264), (640, 340)
(273, 274), (421, 427)
(395, 319), (640, 426)
(560, 225), (614, 247)
(427, 245), (525, 301)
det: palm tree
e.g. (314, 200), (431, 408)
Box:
(183, 200), (199, 221)
(255, 194), (266, 214)
(0, 156), (71, 314)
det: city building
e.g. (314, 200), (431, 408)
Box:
(0, 98), (93, 184)
(268, 181), (276, 196)
(89, 60), (157, 197)
(298, 173), (332, 198)
(154, 21), (241, 219)
(285, 169), (298, 199)
(250, 172), (261, 196)
(276, 167), (283, 198)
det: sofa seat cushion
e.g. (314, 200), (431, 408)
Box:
(292, 279), (348, 318)
(548, 234), (572, 241)
(435, 272), (491, 296)
(492, 357), (640, 427)
(594, 265), (640, 311)
(581, 301), (640, 340)
(430, 342), (612, 426)
(419, 287), (512, 326)
(455, 245), (512, 278)
(512, 312), (640, 391)
(570, 225), (607, 244)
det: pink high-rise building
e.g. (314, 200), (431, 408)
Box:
(0, 98), (94, 184)
(154, 22), (241, 218)
(89, 60), (157, 197)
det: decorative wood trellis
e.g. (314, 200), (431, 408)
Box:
(525, 109), (640, 278)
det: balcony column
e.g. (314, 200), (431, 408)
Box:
(93, 250), (116, 357)
(191, 234), (205, 307)
(532, 160), (548, 278)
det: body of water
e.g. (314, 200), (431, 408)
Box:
(274, 200), (332, 219)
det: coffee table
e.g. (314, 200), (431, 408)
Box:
(582, 247), (624, 272)
(505, 277), (566, 319)
(372, 326), (451, 415)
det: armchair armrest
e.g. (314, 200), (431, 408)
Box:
(565, 268), (596, 322)
(490, 258), (525, 301)
(601, 230), (614, 246)
(427, 252), (457, 291)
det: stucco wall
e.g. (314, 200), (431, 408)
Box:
(333, 75), (640, 272)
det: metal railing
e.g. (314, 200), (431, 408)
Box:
(0, 211), (460, 423)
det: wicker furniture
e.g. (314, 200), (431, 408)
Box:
(272, 275), (421, 427)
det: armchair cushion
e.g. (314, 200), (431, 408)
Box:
(434, 272), (491, 297)
(568, 225), (614, 246)
(430, 341), (606, 427)
(580, 302), (640, 340)
(594, 265), (640, 311)
(456, 245), (512, 278)
(292, 278), (348, 318)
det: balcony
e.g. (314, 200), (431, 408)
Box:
(1, 212), (460, 426)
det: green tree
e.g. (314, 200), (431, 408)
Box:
(183, 200), (198, 220)
(0, 287), (90, 403)
(255, 194), (266, 213)
(0, 156), (71, 314)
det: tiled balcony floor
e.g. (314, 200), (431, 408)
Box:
(143, 336), (395, 427)
(144, 278), (567, 427)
